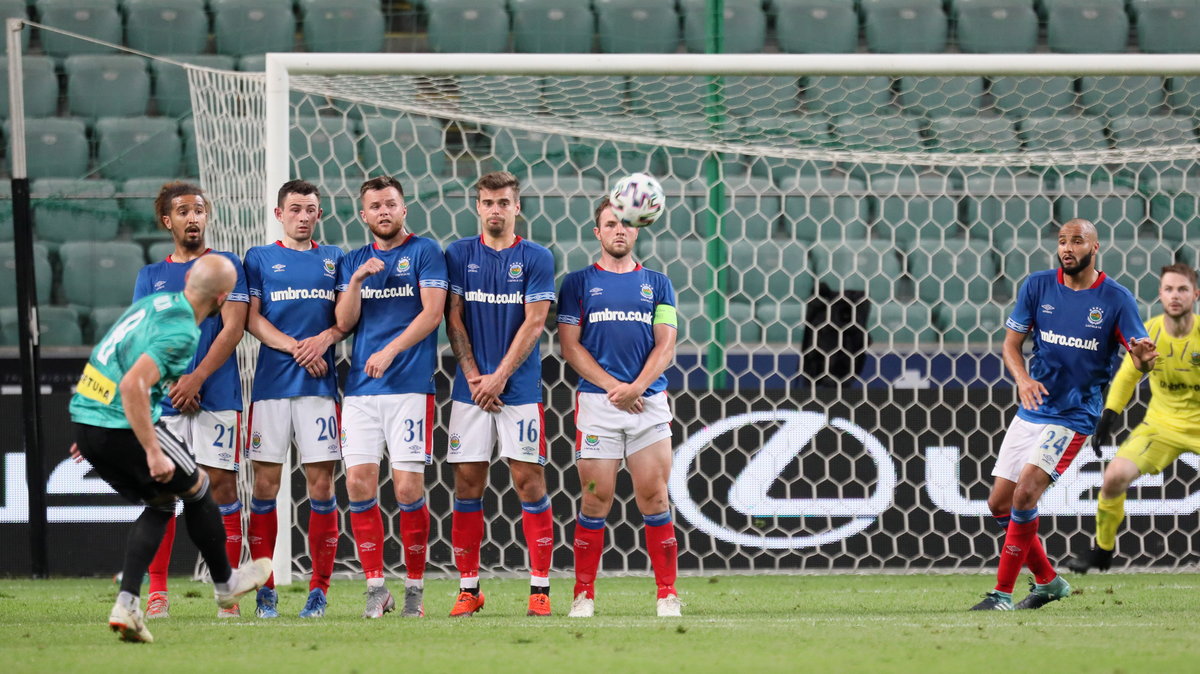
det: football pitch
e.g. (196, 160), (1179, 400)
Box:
(2, 573), (1198, 673)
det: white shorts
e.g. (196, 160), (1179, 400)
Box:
(992, 415), (1091, 483)
(447, 401), (546, 465)
(341, 394), (433, 473)
(160, 409), (240, 472)
(574, 391), (673, 461)
(246, 397), (342, 465)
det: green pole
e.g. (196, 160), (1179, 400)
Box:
(703, 0), (728, 389)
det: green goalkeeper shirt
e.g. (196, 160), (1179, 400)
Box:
(69, 292), (201, 429)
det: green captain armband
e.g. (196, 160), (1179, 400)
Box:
(653, 304), (677, 327)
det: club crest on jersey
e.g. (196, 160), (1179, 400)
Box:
(507, 262), (524, 280)
(339, 428), (347, 448)
(1191, 352), (1200, 367)
(1086, 307), (1104, 327)
(640, 284), (654, 301)
(251, 431), (262, 450)
(396, 257), (411, 275)
(322, 259), (336, 277)
(449, 433), (462, 453)
(272, 263), (287, 273)
(154, 280), (167, 292)
(584, 434), (599, 446)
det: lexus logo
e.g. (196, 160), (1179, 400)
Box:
(668, 410), (897, 549)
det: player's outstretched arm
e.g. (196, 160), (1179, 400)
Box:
(169, 299), (247, 412)
(1127, 337), (1159, 374)
(364, 287), (447, 378)
(1001, 327), (1047, 411)
(120, 354), (174, 483)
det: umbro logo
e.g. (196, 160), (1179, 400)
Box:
(272, 263), (287, 273)
(1041, 304), (1054, 314)
(154, 280), (167, 291)
(359, 542), (377, 551)
(589, 287), (604, 296)
(407, 544), (426, 553)
(535, 537), (553, 545)
(467, 263), (480, 273)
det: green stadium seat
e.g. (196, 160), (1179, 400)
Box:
(213, 0), (297, 56)
(0, 306), (82, 346)
(291, 115), (360, 183)
(595, 0), (680, 53)
(929, 116), (1019, 154)
(1111, 115), (1196, 185)
(520, 175), (604, 247)
(1102, 239), (1177, 303)
(180, 118), (198, 176)
(870, 300), (938, 346)
(936, 302), (1007, 345)
(403, 183), (479, 242)
(1054, 178), (1146, 241)
(809, 238), (905, 302)
(954, 0), (1038, 53)
(146, 239), (178, 262)
(427, 0), (510, 53)
(13, 118), (88, 179)
(302, 0), (385, 52)
(683, 0), (766, 53)
(1079, 77), (1166, 117)
(0, 242), (51, 306)
(774, 0), (858, 54)
(95, 117), (181, 181)
(1018, 116), (1108, 153)
(722, 174), (781, 241)
(673, 300), (754, 345)
(151, 56), (236, 118)
(125, 0), (209, 55)
(779, 172), (868, 243)
(989, 76), (1076, 119)
(804, 76), (893, 117)
(866, 173), (961, 245)
(755, 300), (805, 344)
(720, 301), (762, 344)
(897, 77), (985, 117)
(908, 239), (999, 304)
(963, 174), (1054, 245)
(834, 114), (925, 154)
(726, 239), (813, 307)
(59, 241), (146, 308)
(31, 179), (121, 251)
(361, 115), (447, 179)
(1046, 1), (1129, 53)
(542, 77), (626, 117)
(491, 127), (574, 179)
(1135, 0), (1200, 53)
(643, 237), (707, 305)
(64, 55), (150, 120)
(87, 305), (127, 344)
(864, 1), (948, 53)
(120, 177), (177, 241)
(37, 0), (121, 58)
(555, 241), (594, 277)
(512, 0), (595, 53)
(0, 181), (10, 241)
(0, 56), (57, 119)
(1147, 174), (1200, 245)
(1000, 237), (1056, 297)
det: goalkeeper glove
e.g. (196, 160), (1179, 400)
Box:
(1092, 408), (1118, 459)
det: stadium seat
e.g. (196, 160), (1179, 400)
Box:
(1078, 77), (1166, 117)
(87, 305), (127, 343)
(64, 55), (150, 120)
(954, 0), (1038, 53)
(726, 239), (813, 306)
(95, 117), (181, 181)
(572, 137), (660, 181)
(773, 0), (858, 54)
(1018, 116), (1108, 153)
(59, 241), (145, 309)
(808, 238), (905, 303)
(936, 302), (1007, 344)
(291, 115), (360, 183)
(1147, 174), (1200, 245)
(867, 173), (962, 245)
(151, 55), (236, 118)
(643, 237), (706, 305)
(683, 0), (766, 53)
(124, 0), (209, 55)
(426, 0), (510, 53)
(302, 0), (385, 52)
(869, 300), (938, 346)
(0, 56), (57, 119)
(1054, 178), (1147, 242)
(120, 176), (177, 241)
(491, 127), (574, 179)
(595, 0), (680, 53)
(0, 242), (51, 307)
(360, 115), (448, 179)
(804, 76), (893, 117)
(754, 300), (806, 344)
(863, 0), (948, 53)
(36, 0), (121, 58)
(896, 77), (985, 117)
(13, 118), (89, 179)
(1110, 115), (1197, 185)
(963, 174), (1055, 245)
(1135, 0), (1200, 53)
(779, 172), (869, 243)
(147, 239), (177, 262)
(1102, 239), (1177, 303)
(180, 118), (198, 176)
(989, 76), (1076, 119)
(1000, 236), (1056, 294)
(0, 0), (28, 52)
(0, 305), (82, 346)
(512, 0), (596, 53)
(644, 177), (703, 239)
(31, 179), (121, 251)
(213, 0), (297, 56)
(1046, 0), (1129, 53)
(908, 239), (999, 304)
(928, 116), (1020, 154)
(720, 174), (781, 241)
(542, 77), (626, 117)
(520, 175), (603, 246)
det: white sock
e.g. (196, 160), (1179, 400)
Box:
(367, 577), (386, 589)
(405, 578), (424, 589)
(459, 576), (479, 590)
(117, 591), (138, 611)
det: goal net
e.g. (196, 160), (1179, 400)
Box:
(184, 54), (1200, 579)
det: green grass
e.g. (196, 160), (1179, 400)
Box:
(1, 574), (1198, 673)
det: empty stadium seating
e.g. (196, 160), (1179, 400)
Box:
(125, 0), (209, 55)
(512, 0), (596, 54)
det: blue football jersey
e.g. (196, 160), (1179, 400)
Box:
(445, 236), (556, 406)
(244, 241), (344, 401)
(336, 236), (448, 396)
(1005, 268), (1149, 434)
(557, 263), (677, 396)
(133, 249), (249, 414)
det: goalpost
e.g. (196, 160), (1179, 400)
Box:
(182, 53), (1200, 583)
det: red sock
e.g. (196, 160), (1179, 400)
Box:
(452, 499), (484, 585)
(349, 501), (385, 580)
(222, 507), (243, 569)
(148, 516), (176, 594)
(521, 500), (554, 583)
(1025, 533), (1056, 585)
(308, 502), (339, 593)
(572, 520), (605, 599)
(644, 517), (678, 599)
(399, 501), (430, 581)
(248, 502), (277, 589)
(996, 517), (1039, 593)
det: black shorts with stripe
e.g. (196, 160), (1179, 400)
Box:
(74, 421), (200, 505)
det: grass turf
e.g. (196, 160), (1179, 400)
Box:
(1, 573), (1197, 673)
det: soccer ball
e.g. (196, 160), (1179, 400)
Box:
(609, 172), (665, 227)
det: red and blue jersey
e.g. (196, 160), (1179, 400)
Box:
(557, 263), (676, 396)
(244, 241), (343, 402)
(335, 235), (448, 397)
(133, 249), (249, 414)
(1006, 268), (1149, 434)
(445, 235), (556, 406)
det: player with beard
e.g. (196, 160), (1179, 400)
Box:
(334, 176), (447, 618)
(970, 218), (1158, 611)
(1065, 263), (1200, 574)
(133, 182), (250, 619)
(557, 197), (681, 618)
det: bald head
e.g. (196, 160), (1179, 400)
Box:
(1059, 218), (1098, 244)
(185, 254), (237, 299)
